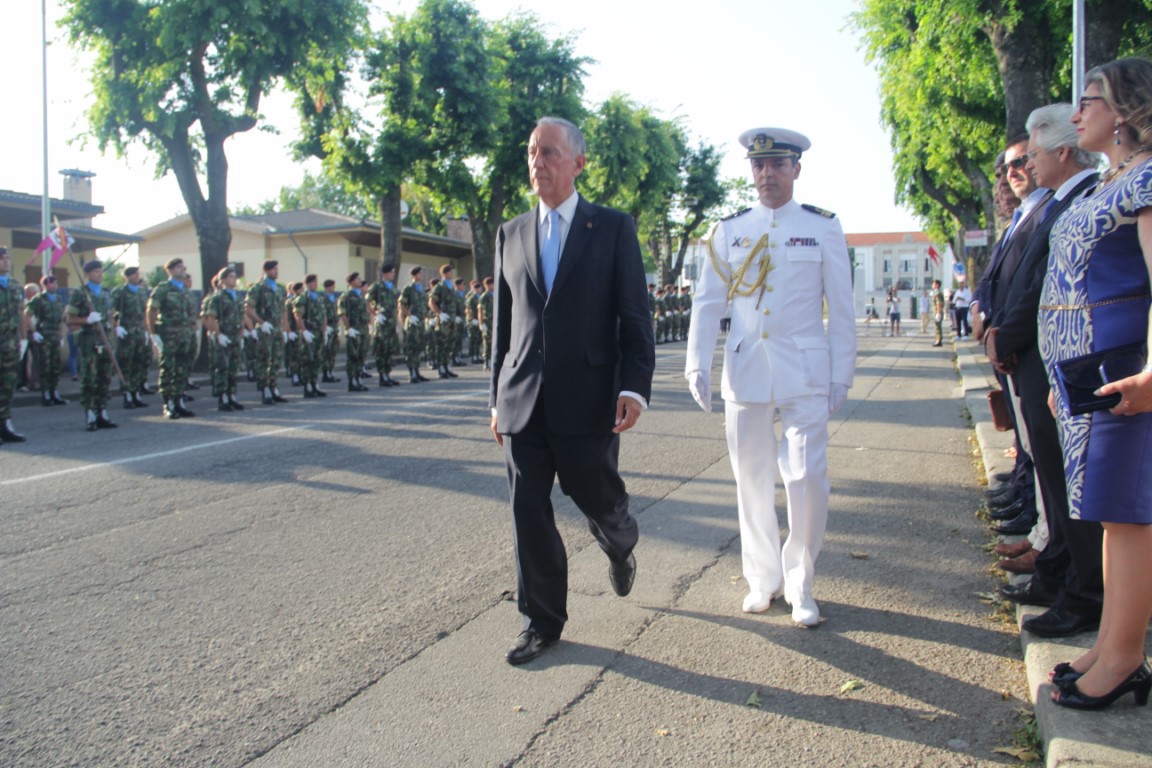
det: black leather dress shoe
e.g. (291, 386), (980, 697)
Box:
(999, 579), (1058, 607)
(992, 471), (1013, 483)
(1023, 606), (1101, 638)
(505, 629), (556, 665)
(995, 509), (1038, 535)
(609, 552), (636, 597)
(985, 486), (1018, 505)
(984, 482), (1014, 498)
(989, 497), (1026, 520)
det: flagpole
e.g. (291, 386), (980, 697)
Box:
(41, 0), (51, 273)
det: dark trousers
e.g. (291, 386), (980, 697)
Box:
(503, 396), (638, 639)
(1014, 362), (1104, 616)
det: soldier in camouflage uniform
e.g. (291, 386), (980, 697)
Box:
(66, 260), (119, 431)
(465, 279), (483, 364)
(398, 266), (430, 384)
(110, 266), (151, 409)
(25, 274), (68, 406)
(201, 266), (246, 411)
(0, 246), (29, 442)
(367, 264), (401, 388)
(321, 279), (341, 383)
(664, 284), (680, 341)
(429, 265), (458, 379)
(451, 277), (468, 366)
(245, 260), (290, 405)
(147, 258), (199, 419)
(284, 282), (305, 386)
(679, 285), (693, 339)
(477, 275), (494, 371)
(338, 272), (370, 392)
(647, 283), (658, 338)
(292, 274), (328, 398)
(653, 287), (667, 343)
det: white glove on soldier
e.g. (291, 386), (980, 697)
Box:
(347, 328), (360, 338)
(375, 312), (387, 326)
(302, 330), (314, 343)
(115, 326), (127, 339)
(439, 312), (449, 323)
(153, 335), (164, 354)
(287, 331), (298, 342)
(687, 370), (712, 414)
(260, 321), (274, 334)
(406, 316), (419, 329)
(87, 311), (102, 324)
(33, 331), (44, 343)
(217, 334), (231, 348)
(828, 383), (849, 415)
(19, 339), (28, 359)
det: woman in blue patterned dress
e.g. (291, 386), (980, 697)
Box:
(1039, 57), (1152, 710)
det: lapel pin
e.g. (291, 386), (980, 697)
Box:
(586, 222), (592, 229)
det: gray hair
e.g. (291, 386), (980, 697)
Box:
(1026, 103), (1099, 168)
(536, 116), (586, 157)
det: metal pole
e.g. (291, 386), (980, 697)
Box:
(40, 0), (51, 274)
(1072, 0), (1085, 100)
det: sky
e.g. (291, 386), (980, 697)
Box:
(2, 0), (921, 258)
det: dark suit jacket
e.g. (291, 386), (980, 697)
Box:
(489, 195), (656, 436)
(992, 173), (1099, 398)
(986, 191), (1054, 326)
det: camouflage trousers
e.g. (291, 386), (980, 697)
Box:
(468, 322), (483, 359)
(345, 329), (368, 378)
(78, 338), (114, 410)
(116, 327), (150, 392)
(244, 332), (260, 375)
(429, 318), (453, 367)
(158, 329), (196, 399)
(481, 323), (492, 367)
(284, 337), (299, 379)
(403, 322), (425, 368)
(255, 328), (284, 389)
(0, 337), (18, 420)
(209, 335), (241, 396)
(297, 332), (323, 386)
(323, 329), (339, 372)
(373, 321), (398, 374)
(34, 335), (64, 392)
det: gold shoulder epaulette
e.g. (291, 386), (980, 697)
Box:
(721, 207), (750, 221)
(801, 204), (836, 218)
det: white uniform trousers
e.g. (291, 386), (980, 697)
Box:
(725, 395), (830, 598)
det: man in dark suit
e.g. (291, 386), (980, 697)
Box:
(489, 117), (656, 665)
(986, 102), (1103, 637)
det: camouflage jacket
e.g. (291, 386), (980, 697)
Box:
(26, 291), (65, 338)
(110, 284), (149, 330)
(337, 288), (369, 331)
(246, 279), (286, 324)
(292, 291), (327, 333)
(399, 282), (427, 319)
(201, 288), (243, 336)
(149, 280), (198, 332)
(1, 278), (25, 336)
(367, 281), (398, 324)
(67, 284), (113, 342)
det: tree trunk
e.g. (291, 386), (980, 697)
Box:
(380, 186), (403, 267)
(986, 6), (1055, 138)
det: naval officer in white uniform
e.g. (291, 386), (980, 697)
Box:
(685, 127), (856, 626)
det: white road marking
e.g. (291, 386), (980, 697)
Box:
(0, 425), (315, 487)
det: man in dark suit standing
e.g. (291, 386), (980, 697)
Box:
(986, 102), (1103, 637)
(489, 117), (656, 665)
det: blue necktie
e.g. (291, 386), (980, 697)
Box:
(541, 209), (560, 294)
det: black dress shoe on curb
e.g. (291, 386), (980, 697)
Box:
(995, 510), (1038, 535)
(999, 579), (1058, 607)
(609, 552), (637, 597)
(992, 471), (1013, 483)
(985, 486), (1018, 504)
(1023, 606), (1101, 638)
(984, 481), (1013, 497)
(989, 498), (1026, 520)
(505, 629), (556, 665)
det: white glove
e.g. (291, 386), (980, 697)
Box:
(828, 383), (849, 415)
(325, 326), (334, 338)
(406, 316), (419, 329)
(143, 332), (150, 344)
(934, 313), (942, 323)
(87, 311), (102, 324)
(60, 337), (67, 349)
(153, 335), (164, 354)
(439, 312), (450, 323)
(33, 331), (44, 343)
(347, 328), (360, 338)
(260, 321), (274, 334)
(303, 330), (315, 343)
(287, 331), (298, 342)
(115, 326), (127, 339)
(19, 339), (28, 359)
(217, 333), (231, 348)
(471, 319), (479, 327)
(375, 312), (387, 326)
(455, 316), (463, 325)
(687, 370), (712, 413)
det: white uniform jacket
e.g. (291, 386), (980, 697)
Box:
(685, 200), (856, 403)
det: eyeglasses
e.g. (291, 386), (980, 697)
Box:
(1078, 95), (1105, 111)
(997, 155), (1029, 175)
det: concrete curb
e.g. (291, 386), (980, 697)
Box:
(954, 338), (1152, 768)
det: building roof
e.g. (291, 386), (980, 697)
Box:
(846, 231), (931, 247)
(0, 188), (139, 251)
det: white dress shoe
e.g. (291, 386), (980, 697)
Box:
(787, 590), (821, 627)
(742, 590), (773, 613)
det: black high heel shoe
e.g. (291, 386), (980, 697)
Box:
(1053, 662), (1152, 710)
(1050, 661), (1083, 690)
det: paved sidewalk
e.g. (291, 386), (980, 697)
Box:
(955, 338), (1152, 768)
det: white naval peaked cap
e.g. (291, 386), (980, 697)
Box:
(739, 127), (811, 159)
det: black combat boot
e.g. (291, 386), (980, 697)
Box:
(312, 383), (327, 398)
(228, 394), (245, 411)
(175, 397), (196, 417)
(262, 386), (276, 405)
(163, 399), (181, 419)
(85, 409), (99, 432)
(131, 392), (149, 408)
(43, 391), (54, 407)
(272, 387), (289, 403)
(96, 409), (118, 429)
(218, 394), (234, 411)
(0, 419), (27, 442)
(51, 390), (69, 405)
(123, 392), (136, 409)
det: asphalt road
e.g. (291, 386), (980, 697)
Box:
(1, 335), (1026, 767)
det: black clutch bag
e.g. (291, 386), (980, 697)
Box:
(1054, 342), (1146, 416)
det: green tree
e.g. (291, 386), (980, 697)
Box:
(302, 0), (494, 270)
(63, 0), (367, 290)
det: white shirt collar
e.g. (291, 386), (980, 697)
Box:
(1019, 187), (1051, 215)
(539, 190), (579, 225)
(1053, 168), (1097, 201)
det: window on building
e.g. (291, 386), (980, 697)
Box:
(883, 259), (891, 273)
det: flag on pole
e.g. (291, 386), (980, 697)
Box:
(31, 223), (74, 270)
(928, 244), (941, 265)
